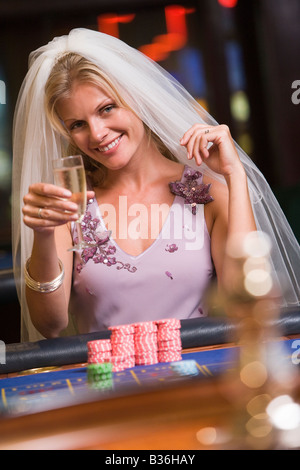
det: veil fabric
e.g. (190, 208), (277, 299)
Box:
(12, 28), (300, 341)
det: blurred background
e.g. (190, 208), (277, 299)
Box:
(0, 0), (299, 342)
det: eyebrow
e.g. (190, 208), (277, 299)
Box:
(62, 97), (113, 124)
(63, 117), (80, 123)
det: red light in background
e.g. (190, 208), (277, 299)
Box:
(165, 5), (188, 37)
(139, 6), (195, 62)
(97, 13), (135, 38)
(218, 0), (238, 7)
(97, 6), (195, 62)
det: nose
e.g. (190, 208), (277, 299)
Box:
(89, 119), (108, 145)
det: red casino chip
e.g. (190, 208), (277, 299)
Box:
(134, 321), (157, 333)
(157, 328), (181, 341)
(87, 339), (112, 352)
(155, 318), (181, 329)
(135, 353), (158, 365)
(87, 352), (112, 364)
(134, 341), (157, 351)
(112, 343), (135, 355)
(111, 354), (135, 371)
(113, 360), (135, 372)
(158, 351), (182, 362)
(133, 333), (158, 342)
(110, 334), (134, 344)
(134, 333), (157, 345)
(88, 357), (111, 364)
(110, 354), (134, 364)
(157, 339), (182, 351)
(108, 323), (135, 335)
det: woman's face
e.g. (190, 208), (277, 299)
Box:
(56, 82), (147, 171)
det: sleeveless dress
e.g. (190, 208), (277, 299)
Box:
(69, 166), (215, 333)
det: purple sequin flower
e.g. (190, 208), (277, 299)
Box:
(165, 243), (178, 253)
(76, 199), (137, 273)
(169, 168), (214, 215)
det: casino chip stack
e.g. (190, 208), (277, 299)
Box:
(134, 321), (158, 365)
(109, 324), (135, 371)
(87, 339), (112, 364)
(156, 318), (182, 363)
(87, 339), (113, 390)
(86, 317), (183, 378)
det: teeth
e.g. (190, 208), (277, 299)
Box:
(98, 136), (121, 152)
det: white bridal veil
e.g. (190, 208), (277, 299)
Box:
(12, 28), (300, 341)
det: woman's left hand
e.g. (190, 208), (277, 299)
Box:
(180, 124), (244, 178)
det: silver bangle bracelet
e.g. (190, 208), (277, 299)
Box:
(24, 258), (65, 293)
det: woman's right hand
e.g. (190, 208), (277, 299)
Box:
(22, 183), (94, 233)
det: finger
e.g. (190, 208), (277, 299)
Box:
(29, 182), (72, 199)
(23, 204), (78, 223)
(22, 209), (78, 233)
(180, 125), (201, 146)
(180, 124), (214, 146)
(184, 130), (199, 162)
(188, 133), (203, 165)
(24, 194), (79, 215)
(36, 206), (79, 223)
(184, 130), (210, 165)
(198, 135), (210, 160)
(191, 134), (211, 165)
(181, 126), (213, 161)
(24, 187), (79, 214)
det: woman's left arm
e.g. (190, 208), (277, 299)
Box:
(180, 124), (257, 288)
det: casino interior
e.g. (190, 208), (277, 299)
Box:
(0, 0), (300, 451)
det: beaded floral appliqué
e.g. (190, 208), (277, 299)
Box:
(75, 203), (137, 274)
(169, 168), (213, 215)
(165, 243), (178, 253)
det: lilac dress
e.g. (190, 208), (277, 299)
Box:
(69, 167), (214, 333)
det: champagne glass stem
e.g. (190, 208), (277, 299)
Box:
(68, 220), (86, 252)
(76, 220), (85, 247)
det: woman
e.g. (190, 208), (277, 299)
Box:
(12, 29), (300, 341)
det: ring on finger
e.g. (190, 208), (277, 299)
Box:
(37, 207), (44, 219)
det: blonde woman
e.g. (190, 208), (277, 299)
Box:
(12, 29), (299, 341)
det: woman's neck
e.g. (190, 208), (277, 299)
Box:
(102, 148), (179, 193)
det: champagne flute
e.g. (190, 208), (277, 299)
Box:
(52, 155), (90, 251)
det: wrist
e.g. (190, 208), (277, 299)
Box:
(224, 163), (247, 187)
(33, 228), (56, 246)
(25, 257), (65, 293)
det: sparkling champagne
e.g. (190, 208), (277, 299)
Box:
(54, 165), (87, 221)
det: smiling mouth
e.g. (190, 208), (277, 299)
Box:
(98, 135), (122, 152)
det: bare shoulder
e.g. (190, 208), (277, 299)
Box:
(158, 160), (185, 187)
(163, 160), (185, 180)
(203, 173), (228, 205)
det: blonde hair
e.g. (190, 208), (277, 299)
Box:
(44, 52), (177, 186)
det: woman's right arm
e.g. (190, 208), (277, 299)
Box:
(25, 225), (73, 338)
(22, 182), (92, 338)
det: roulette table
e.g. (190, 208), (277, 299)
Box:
(0, 313), (299, 450)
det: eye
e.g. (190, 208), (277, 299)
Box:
(101, 104), (116, 114)
(70, 121), (85, 131)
